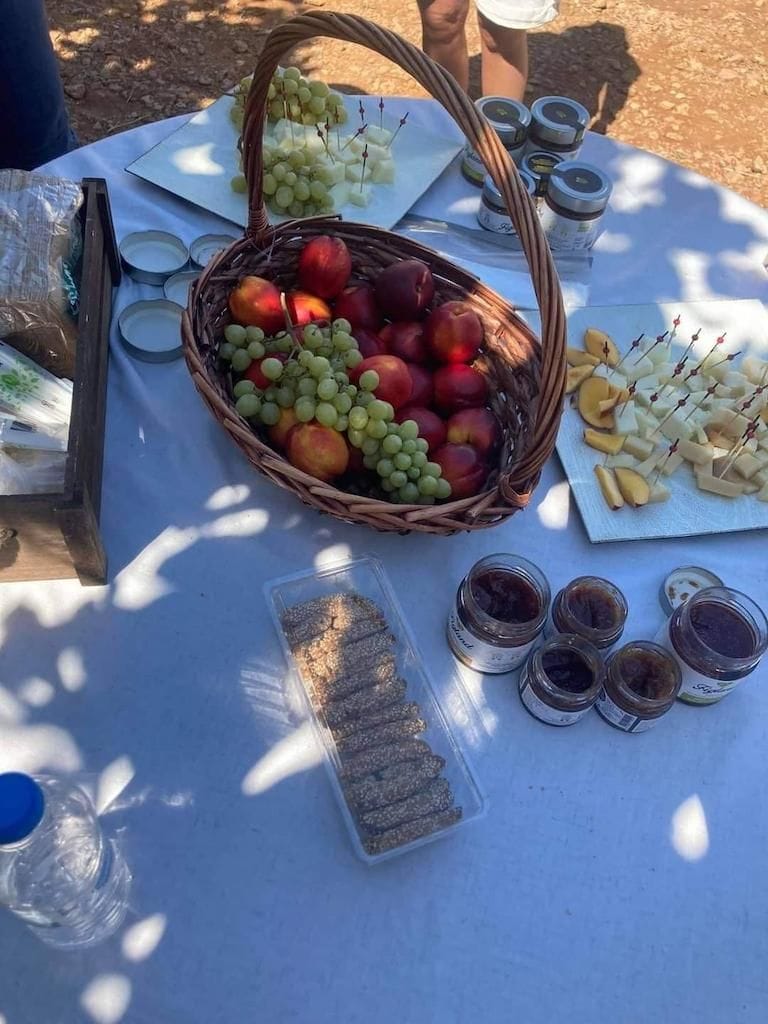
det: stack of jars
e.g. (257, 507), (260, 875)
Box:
(447, 555), (767, 732)
(464, 93), (613, 251)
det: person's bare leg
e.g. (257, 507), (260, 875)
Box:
(478, 12), (528, 100)
(417, 0), (471, 91)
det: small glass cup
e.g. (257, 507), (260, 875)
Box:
(656, 586), (768, 705)
(596, 641), (681, 733)
(519, 633), (604, 726)
(447, 554), (550, 674)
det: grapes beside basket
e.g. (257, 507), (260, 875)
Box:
(219, 235), (502, 504)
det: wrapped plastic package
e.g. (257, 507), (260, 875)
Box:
(0, 169), (82, 379)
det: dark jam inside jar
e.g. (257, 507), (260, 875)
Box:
(470, 568), (541, 624)
(621, 649), (677, 701)
(690, 601), (756, 660)
(567, 582), (621, 631)
(541, 647), (594, 693)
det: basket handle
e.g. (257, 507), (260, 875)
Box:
(242, 12), (566, 488)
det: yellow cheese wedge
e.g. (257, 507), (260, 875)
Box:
(696, 474), (745, 498)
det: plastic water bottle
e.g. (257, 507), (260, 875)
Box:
(0, 772), (131, 949)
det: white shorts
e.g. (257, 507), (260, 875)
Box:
(475, 0), (560, 29)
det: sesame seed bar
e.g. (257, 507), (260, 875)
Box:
(339, 739), (431, 782)
(336, 716), (427, 755)
(360, 779), (454, 833)
(363, 807), (463, 857)
(345, 754), (446, 813)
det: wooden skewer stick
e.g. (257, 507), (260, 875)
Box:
(615, 332), (642, 368)
(703, 349), (742, 375)
(358, 100), (366, 127)
(717, 419), (760, 479)
(334, 108), (341, 151)
(386, 112), (409, 149)
(616, 381), (637, 415)
(379, 97), (384, 132)
(651, 440), (680, 486)
(654, 395), (689, 433)
(632, 332), (662, 364)
(360, 145), (368, 193)
(684, 382), (719, 420)
(341, 124), (367, 151)
(316, 125), (335, 162)
(700, 332), (727, 366)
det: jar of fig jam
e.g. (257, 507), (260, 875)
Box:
(548, 576), (628, 651)
(519, 633), (604, 726)
(656, 586), (768, 705)
(447, 554), (550, 673)
(596, 641), (681, 732)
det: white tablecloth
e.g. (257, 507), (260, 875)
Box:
(1, 101), (768, 1024)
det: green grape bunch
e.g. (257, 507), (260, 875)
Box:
(219, 316), (451, 505)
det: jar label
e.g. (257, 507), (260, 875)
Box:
(539, 204), (600, 251)
(461, 146), (485, 184)
(477, 202), (517, 235)
(519, 678), (590, 726)
(523, 139), (581, 162)
(654, 619), (740, 705)
(447, 608), (535, 673)
(595, 687), (657, 733)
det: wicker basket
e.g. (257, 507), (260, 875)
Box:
(182, 11), (566, 535)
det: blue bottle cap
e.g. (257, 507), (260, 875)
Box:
(0, 773), (45, 844)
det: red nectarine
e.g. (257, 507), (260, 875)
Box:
(297, 236), (352, 299)
(351, 354), (413, 409)
(333, 283), (382, 330)
(405, 364), (434, 407)
(375, 260), (434, 322)
(446, 407), (500, 457)
(424, 301), (484, 364)
(433, 443), (488, 498)
(228, 276), (284, 334)
(286, 423), (349, 482)
(433, 364), (488, 413)
(269, 407), (299, 449)
(397, 406), (446, 452)
(379, 322), (429, 364)
(286, 290), (332, 327)
(354, 327), (387, 359)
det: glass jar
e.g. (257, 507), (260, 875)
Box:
(524, 96), (590, 161)
(520, 151), (563, 199)
(519, 633), (604, 726)
(539, 161), (612, 251)
(655, 586), (768, 705)
(462, 97), (531, 185)
(596, 641), (681, 732)
(476, 170), (536, 235)
(447, 554), (550, 673)
(548, 576), (627, 651)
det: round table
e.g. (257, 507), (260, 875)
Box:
(2, 100), (768, 1024)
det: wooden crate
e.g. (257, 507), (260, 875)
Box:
(0, 178), (120, 585)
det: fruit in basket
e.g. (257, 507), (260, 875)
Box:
(433, 364), (488, 413)
(375, 261), (435, 322)
(424, 302), (483, 364)
(446, 408), (500, 457)
(229, 276), (285, 335)
(298, 236), (352, 299)
(405, 364), (434, 407)
(353, 327), (387, 359)
(583, 327), (619, 366)
(286, 422), (349, 481)
(433, 443), (487, 499)
(397, 406), (446, 453)
(286, 290), (332, 326)
(577, 376), (619, 430)
(244, 352), (287, 390)
(379, 322), (429, 365)
(351, 355), (412, 409)
(269, 407), (299, 449)
(333, 283), (382, 331)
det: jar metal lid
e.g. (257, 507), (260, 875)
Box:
(190, 233), (238, 269)
(119, 230), (189, 286)
(481, 169), (536, 208)
(476, 96), (531, 147)
(117, 299), (184, 363)
(546, 160), (612, 214)
(520, 150), (562, 183)
(529, 96), (590, 146)
(163, 270), (199, 307)
(659, 565), (724, 615)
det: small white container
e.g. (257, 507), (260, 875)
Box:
(539, 160), (612, 251)
(119, 230), (189, 285)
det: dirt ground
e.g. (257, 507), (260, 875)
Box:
(49, 0), (768, 208)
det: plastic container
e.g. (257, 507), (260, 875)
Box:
(265, 556), (485, 864)
(0, 773), (131, 949)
